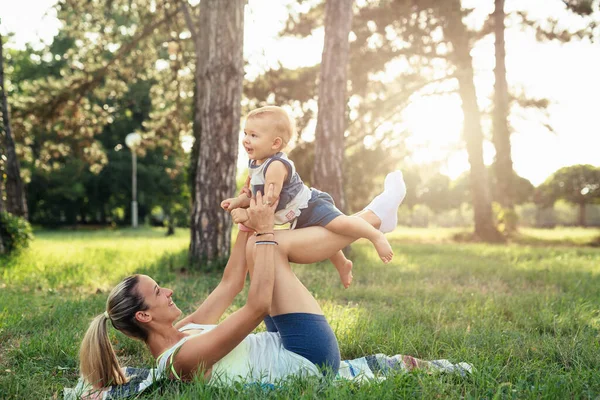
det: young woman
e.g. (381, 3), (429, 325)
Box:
(79, 173), (406, 388)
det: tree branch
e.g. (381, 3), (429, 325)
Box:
(180, 0), (202, 54)
(29, 5), (182, 120)
(345, 74), (455, 149)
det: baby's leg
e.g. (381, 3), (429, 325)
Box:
(329, 250), (353, 289)
(280, 170), (406, 264)
(325, 170), (406, 263)
(326, 216), (393, 263)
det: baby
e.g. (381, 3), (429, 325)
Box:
(221, 106), (406, 288)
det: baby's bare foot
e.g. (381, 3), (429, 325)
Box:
(373, 232), (393, 263)
(336, 259), (353, 289)
(231, 208), (249, 224)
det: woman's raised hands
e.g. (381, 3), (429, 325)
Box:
(245, 184), (279, 233)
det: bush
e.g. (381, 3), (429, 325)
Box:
(554, 200), (578, 226)
(409, 204), (433, 227)
(516, 203), (537, 227)
(150, 206), (166, 226)
(586, 204), (600, 227)
(492, 202), (519, 234)
(0, 212), (34, 255)
(433, 203), (473, 227)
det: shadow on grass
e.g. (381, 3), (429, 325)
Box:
(511, 232), (600, 248)
(449, 229), (600, 248)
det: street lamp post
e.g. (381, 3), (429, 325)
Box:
(125, 132), (142, 228)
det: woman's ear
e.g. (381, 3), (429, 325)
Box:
(135, 311), (152, 324)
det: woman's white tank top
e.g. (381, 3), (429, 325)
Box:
(156, 323), (320, 385)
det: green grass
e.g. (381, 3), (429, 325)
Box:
(388, 226), (600, 247)
(1, 227), (599, 398)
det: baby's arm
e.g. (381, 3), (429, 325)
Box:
(264, 160), (288, 205)
(221, 176), (252, 211)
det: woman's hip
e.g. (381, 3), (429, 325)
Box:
(266, 312), (340, 376)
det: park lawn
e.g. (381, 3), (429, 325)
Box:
(0, 227), (599, 399)
(387, 226), (600, 247)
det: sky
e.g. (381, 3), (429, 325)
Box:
(1, 0), (599, 186)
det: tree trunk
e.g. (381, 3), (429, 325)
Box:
(0, 171), (5, 254)
(189, 0), (245, 265)
(312, 0), (354, 212)
(578, 202), (586, 227)
(166, 214), (175, 236)
(0, 179), (4, 213)
(0, 34), (28, 219)
(492, 0), (515, 211)
(0, 190), (4, 253)
(442, 1), (502, 242)
(182, 1), (201, 208)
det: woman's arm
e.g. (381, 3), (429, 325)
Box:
(172, 188), (279, 378)
(175, 230), (251, 328)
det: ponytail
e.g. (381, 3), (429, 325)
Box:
(79, 313), (127, 388)
(79, 274), (148, 388)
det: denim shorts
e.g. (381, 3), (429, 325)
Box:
(264, 313), (341, 376)
(293, 189), (343, 229)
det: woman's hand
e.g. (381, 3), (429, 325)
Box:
(245, 184), (278, 233)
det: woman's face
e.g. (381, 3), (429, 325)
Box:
(136, 275), (182, 323)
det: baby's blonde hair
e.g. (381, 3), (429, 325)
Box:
(246, 106), (295, 147)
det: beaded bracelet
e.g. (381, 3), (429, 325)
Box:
(255, 240), (278, 245)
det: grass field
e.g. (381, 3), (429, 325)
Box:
(1, 227), (599, 399)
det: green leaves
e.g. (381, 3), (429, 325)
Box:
(538, 164), (600, 206)
(0, 211), (33, 255)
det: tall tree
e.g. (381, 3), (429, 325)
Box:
(0, 149), (4, 214)
(440, 0), (502, 242)
(8, 0), (184, 181)
(312, 0), (354, 210)
(5, 1), (198, 227)
(0, 33), (28, 219)
(188, 0), (246, 264)
(0, 176), (4, 254)
(277, 1), (441, 211)
(492, 0), (514, 212)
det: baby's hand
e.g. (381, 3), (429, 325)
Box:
(231, 208), (249, 224)
(221, 197), (240, 211)
(239, 186), (252, 198)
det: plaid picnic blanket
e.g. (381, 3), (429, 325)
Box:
(64, 354), (472, 399)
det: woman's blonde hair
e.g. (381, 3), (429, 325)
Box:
(247, 106), (295, 147)
(79, 275), (149, 388)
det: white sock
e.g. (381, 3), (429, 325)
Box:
(364, 170), (407, 233)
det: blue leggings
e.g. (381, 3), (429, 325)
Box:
(264, 313), (340, 376)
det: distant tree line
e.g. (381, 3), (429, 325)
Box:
(1, 1), (598, 258)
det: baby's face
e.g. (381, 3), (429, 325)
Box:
(243, 117), (281, 162)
